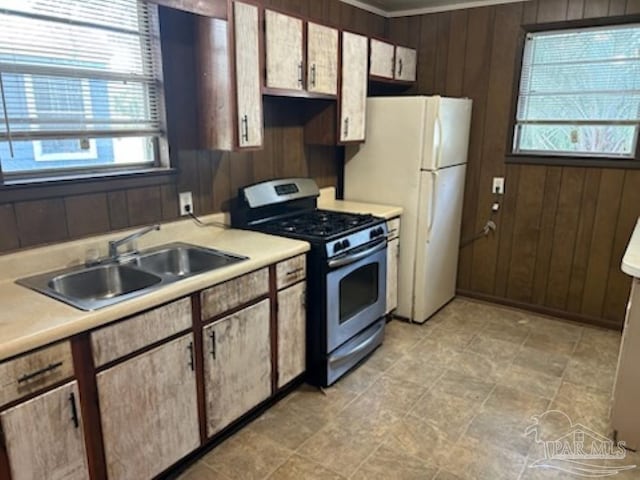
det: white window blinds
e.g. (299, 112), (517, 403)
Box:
(514, 24), (640, 159)
(0, 0), (165, 175)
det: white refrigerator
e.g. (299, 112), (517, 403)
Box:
(344, 96), (472, 324)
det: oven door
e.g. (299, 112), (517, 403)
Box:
(326, 239), (387, 352)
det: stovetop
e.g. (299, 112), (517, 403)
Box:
(256, 209), (380, 242)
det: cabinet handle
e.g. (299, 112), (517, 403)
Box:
(241, 114), (249, 143)
(17, 361), (63, 384)
(298, 61), (303, 86)
(343, 117), (349, 138)
(209, 330), (216, 360)
(69, 392), (79, 429)
(187, 342), (194, 371)
(398, 58), (403, 77)
(286, 267), (304, 277)
(310, 64), (316, 87)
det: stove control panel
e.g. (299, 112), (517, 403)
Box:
(326, 222), (388, 260)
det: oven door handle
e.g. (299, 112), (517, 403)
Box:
(328, 321), (385, 366)
(328, 240), (386, 269)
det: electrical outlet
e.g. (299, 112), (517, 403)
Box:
(179, 191), (193, 216)
(492, 177), (505, 195)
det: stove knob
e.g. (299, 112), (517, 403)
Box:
(333, 242), (343, 254)
(370, 229), (377, 239)
(343, 239), (351, 249)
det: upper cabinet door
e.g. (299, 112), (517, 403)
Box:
(233, 1), (263, 147)
(307, 22), (338, 95)
(1, 382), (89, 480)
(369, 38), (395, 79)
(265, 10), (304, 91)
(395, 46), (417, 82)
(340, 31), (368, 143)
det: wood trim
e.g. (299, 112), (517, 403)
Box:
(524, 13), (640, 32)
(0, 168), (177, 203)
(0, 424), (10, 480)
(268, 264), (278, 395)
(456, 289), (622, 331)
(506, 154), (640, 169)
(71, 334), (107, 480)
(368, 74), (413, 85)
(191, 292), (207, 445)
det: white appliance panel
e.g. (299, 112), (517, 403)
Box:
(421, 97), (472, 171)
(412, 164), (467, 322)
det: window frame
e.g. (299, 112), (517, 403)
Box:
(507, 16), (640, 169)
(0, 0), (171, 184)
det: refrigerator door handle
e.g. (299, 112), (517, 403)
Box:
(435, 115), (443, 170)
(428, 171), (438, 240)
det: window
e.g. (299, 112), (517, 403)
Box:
(513, 24), (640, 160)
(0, 0), (166, 179)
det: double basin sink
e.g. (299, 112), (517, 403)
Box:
(17, 242), (248, 311)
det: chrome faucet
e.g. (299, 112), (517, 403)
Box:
(108, 224), (160, 260)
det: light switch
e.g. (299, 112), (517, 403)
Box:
(492, 177), (505, 195)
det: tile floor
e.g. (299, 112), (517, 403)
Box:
(177, 297), (638, 480)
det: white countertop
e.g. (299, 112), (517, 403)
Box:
(623, 218), (640, 278)
(317, 187), (403, 220)
(0, 214), (309, 361)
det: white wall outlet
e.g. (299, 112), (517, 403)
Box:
(492, 177), (505, 195)
(179, 191), (193, 216)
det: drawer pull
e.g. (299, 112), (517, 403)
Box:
(286, 267), (304, 277)
(69, 392), (79, 429)
(17, 361), (63, 384)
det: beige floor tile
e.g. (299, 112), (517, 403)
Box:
(200, 429), (293, 480)
(496, 363), (562, 400)
(409, 388), (484, 442)
(465, 409), (536, 456)
(512, 346), (570, 378)
(247, 400), (324, 450)
(364, 342), (406, 372)
(482, 318), (531, 345)
(550, 382), (612, 434)
(523, 332), (579, 356)
(296, 422), (381, 477)
(330, 361), (383, 395)
(335, 394), (405, 443)
(432, 470), (467, 480)
(361, 374), (428, 413)
(281, 383), (357, 426)
(384, 319), (430, 351)
(384, 352), (450, 387)
(451, 350), (508, 382)
(483, 385), (551, 420)
(420, 325), (478, 351)
(267, 454), (346, 480)
(351, 441), (439, 480)
(572, 327), (621, 369)
(563, 357), (616, 394)
(444, 435), (527, 480)
(386, 416), (455, 468)
(466, 335), (521, 363)
(176, 462), (232, 480)
(530, 316), (584, 342)
(431, 370), (495, 403)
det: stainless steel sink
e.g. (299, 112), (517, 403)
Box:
(133, 244), (245, 278)
(17, 242), (248, 311)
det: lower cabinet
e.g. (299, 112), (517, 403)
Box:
(203, 299), (272, 437)
(277, 281), (306, 388)
(1, 381), (89, 480)
(96, 334), (199, 480)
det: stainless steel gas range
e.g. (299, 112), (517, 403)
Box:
(231, 178), (387, 387)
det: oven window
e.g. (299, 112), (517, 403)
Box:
(339, 264), (379, 323)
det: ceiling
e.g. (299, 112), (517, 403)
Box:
(340, 0), (529, 16)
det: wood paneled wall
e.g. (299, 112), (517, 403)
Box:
(0, 0), (385, 253)
(389, 0), (640, 328)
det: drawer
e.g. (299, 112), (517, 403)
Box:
(0, 340), (74, 406)
(276, 255), (306, 290)
(387, 217), (401, 240)
(92, 297), (192, 367)
(201, 268), (269, 320)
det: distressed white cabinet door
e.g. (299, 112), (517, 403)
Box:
(203, 299), (272, 437)
(97, 334), (199, 480)
(386, 237), (400, 314)
(1, 381), (89, 480)
(265, 10), (304, 90)
(277, 282), (306, 388)
(233, 1), (263, 147)
(395, 46), (417, 81)
(369, 38), (395, 79)
(340, 31), (368, 143)
(307, 22), (338, 95)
